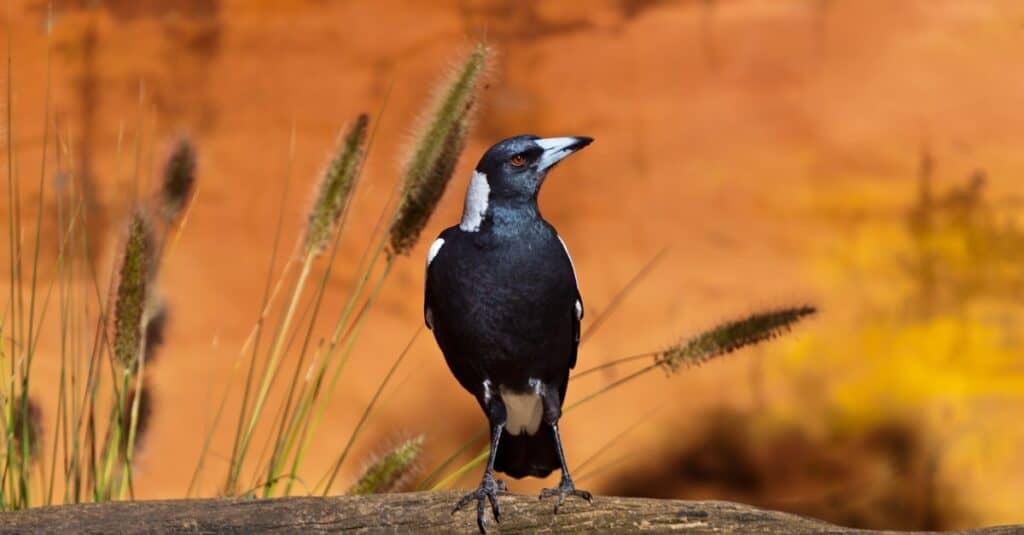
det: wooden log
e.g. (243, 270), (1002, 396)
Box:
(0, 491), (1018, 534)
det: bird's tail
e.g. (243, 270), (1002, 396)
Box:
(494, 423), (560, 479)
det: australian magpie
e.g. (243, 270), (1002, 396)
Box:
(424, 134), (593, 532)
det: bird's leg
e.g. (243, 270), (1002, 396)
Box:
(538, 391), (593, 512)
(452, 403), (506, 533)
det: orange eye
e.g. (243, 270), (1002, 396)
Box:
(510, 154), (526, 167)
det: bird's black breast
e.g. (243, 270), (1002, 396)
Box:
(425, 222), (580, 398)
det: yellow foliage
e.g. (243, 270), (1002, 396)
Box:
(773, 171), (1024, 525)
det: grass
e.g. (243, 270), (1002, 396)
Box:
(0, 35), (816, 511)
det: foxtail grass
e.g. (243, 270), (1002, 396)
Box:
(304, 114), (369, 257)
(388, 43), (488, 257)
(4, 21), (189, 508)
(101, 209), (158, 501)
(232, 43), (491, 498)
(2, 31), (821, 511)
(223, 113), (369, 496)
(2, 31), (818, 510)
(656, 306), (817, 373)
(110, 211), (152, 372)
(346, 435), (423, 495)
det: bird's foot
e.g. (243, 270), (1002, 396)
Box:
(539, 476), (592, 513)
(452, 473), (506, 533)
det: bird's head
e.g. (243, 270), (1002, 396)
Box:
(473, 135), (593, 201)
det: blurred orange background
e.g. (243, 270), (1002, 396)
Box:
(3, 0), (1024, 529)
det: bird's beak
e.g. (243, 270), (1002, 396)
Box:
(535, 136), (593, 171)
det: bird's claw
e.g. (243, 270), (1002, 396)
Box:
(452, 475), (506, 533)
(539, 477), (592, 513)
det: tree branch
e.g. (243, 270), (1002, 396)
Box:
(0, 491), (1016, 534)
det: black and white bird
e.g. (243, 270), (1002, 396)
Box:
(424, 134), (593, 532)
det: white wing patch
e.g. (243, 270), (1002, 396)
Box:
(426, 238), (445, 269)
(558, 236), (583, 321)
(460, 171), (490, 232)
(425, 238), (444, 330)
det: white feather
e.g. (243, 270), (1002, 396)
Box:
(424, 238), (445, 330)
(426, 238), (445, 270)
(501, 390), (543, 435)
(460, 171), (490, 232)
(558, 236), (583, 320)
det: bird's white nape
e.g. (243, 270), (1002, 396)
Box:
(460, 170), (490, 232)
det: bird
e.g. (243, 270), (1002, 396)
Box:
(424, 134), (593, 532)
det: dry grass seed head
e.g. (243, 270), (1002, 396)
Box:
(112, 210), (155, 371)
(659, 306), (817, 373)
(388, 43), (491, 257)
(346, 434), (424, 495)
(303, 114), (370, 256)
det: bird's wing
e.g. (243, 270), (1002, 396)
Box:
(557, 236), (583, 369)
(424, 236), (446, 330)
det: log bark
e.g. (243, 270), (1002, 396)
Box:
(0, 491), (1017, 534)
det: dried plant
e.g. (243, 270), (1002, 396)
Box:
(657, 306), (817, 373)
(112, 210), (154, 370)
(303, 114), (370, 256)
(261, 44), (491, 498)
(388, 43), (490, 257)
(347, 435), (424, 495)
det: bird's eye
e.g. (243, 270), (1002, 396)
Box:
(510, 154), (527, 167)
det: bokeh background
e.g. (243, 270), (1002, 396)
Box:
(3, 0), (1024, 529)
